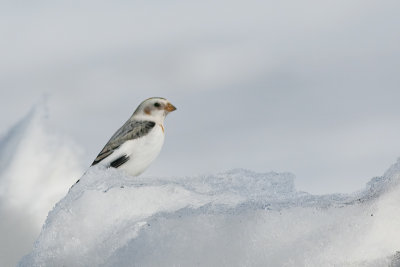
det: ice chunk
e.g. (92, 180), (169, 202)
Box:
(19, 160), (400, 266)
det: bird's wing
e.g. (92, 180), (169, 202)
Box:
(91, 120), (156, 166)
(109, 154), (130, 168)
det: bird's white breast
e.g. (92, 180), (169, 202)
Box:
(117, 124), (165, 176)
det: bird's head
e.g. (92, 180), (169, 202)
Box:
(132, 97), (177, 123)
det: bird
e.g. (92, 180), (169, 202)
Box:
(90, 97), (176, 177)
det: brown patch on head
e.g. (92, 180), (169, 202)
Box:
(144, 106), (151, 115)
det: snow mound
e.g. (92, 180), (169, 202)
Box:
(20, 160), (400, 267)
(0, 104), (84, 266)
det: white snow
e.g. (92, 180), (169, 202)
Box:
(19, 160), (400, 266)
(0, 104), (84, 266)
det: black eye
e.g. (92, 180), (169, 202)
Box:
(154, 102), (160, 107)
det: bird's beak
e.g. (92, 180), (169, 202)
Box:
(165, 102), (177, 113)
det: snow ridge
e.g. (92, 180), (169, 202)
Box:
(20, 160), (400, 267)
(0, 104), (84, 266)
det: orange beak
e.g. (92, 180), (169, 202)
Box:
(165, 102), (177, 112)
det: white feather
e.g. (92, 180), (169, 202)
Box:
(118, 125), (165, 176)
(99, 125), (165, 176)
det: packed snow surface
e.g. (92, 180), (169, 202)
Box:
(20, 160), (400, 266)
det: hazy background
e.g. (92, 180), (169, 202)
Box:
(2, 0), (400, 194)
(1, 0), (400, 264)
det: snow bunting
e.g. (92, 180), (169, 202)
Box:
(91, 97), (176, 176)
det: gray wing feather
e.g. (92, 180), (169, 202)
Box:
(92, 120), (156, 166)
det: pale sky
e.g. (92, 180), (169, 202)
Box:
(1, 0), (400, 195)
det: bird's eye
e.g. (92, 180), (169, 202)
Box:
(154, 102), (160, 107)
